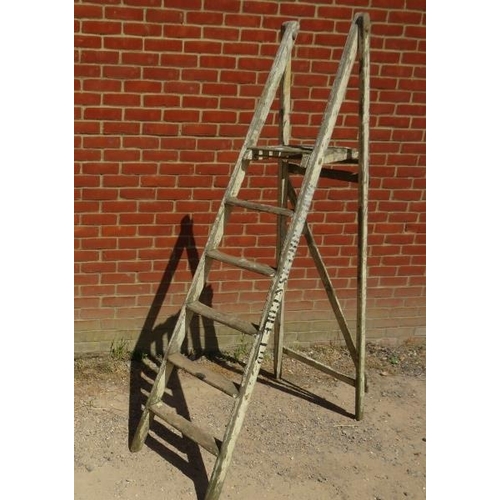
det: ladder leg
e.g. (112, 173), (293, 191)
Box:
(355, 12), (370, 421)
(130, 311), (188, 452)
(273, 158), (288, 379)
(130, 361), (174, 451)
(273, 26), (292, 379)
(205, 339), (265, 499)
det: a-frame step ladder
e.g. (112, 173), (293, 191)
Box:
(131, 13), (370, 500)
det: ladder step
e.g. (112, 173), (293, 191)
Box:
(246, 145), (358, 164)
(187, 301), (259, 337)
(226, 196), (293, 217)
(168, 352), (239, 398)
(150, 402), (221, 456)
(287, 162), (359, 183)
(207, 249), (276, 277)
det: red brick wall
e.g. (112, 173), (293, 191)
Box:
(74, 0), (426, 355)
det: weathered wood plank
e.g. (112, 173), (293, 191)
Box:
(226, 196), (294, 217)
(246, 145), (358, 164)
(287, 162), (359, 183)
(205, 24), (301, 499)
(283, 347), (356, 387)
(206, 249), (276, 277)
(187, 301), (258, 337)
(355, 12), (370, 422)
(168, 352), (239, 398)
(274, 24), (292, 380)
(150, 402), (221, 456)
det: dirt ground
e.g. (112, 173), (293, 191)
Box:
(74, 342), (426, 499)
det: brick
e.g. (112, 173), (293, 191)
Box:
(105, 6), (144, 20)
(204, 26), (240, 41)
(201, 55), (237, 69)
(201, 110), (237, 124)
(186, 11), (224, 25)
(388, 10), (423, 24)
(84, 107), (122, 121)
(243, 1), (278, 14)
(82, 21), (121, 35)
(279, 2), (316, 16)
(124, 108), (162, 121)
(180, 123), (216, 137)
(164, 25), (202, 39)
(142, 123), (178, 136)
(75, 121), (100, 134)
(145, 8), (184, 23)
(83, 136), (120, 149)
(74, 35), (102, 49)
(81, 50), (119, 64)
(75, 5), (103, 19)
(402, 52), (425, 65)
(160, 114), (197, 130)
(123, 22), (162, 36)
(103, 122), (141, 135)
(74, 64), (101, 78)
(384, 38), (418, 52)
(123, 136), (159, 149)
(138, 201), (174, 213)
(205, 0), (240, 12)
(81, 237), (117, 250)
(392, 129), (424, 142)
(220, 70), (256, 85)
(103, 149), (141, 161)
(184, 40), (223, 54)
(103, 93), (141, 106)
(160, 53), (198, 68)
(180, 69), (218, 85)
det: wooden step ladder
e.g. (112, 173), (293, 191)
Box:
(131, 13), (370, 500)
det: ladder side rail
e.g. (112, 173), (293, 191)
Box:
(150, 20), (299, 360)
(205, 18), (360, 500)
(274, 22), (293, 379)
(130, 21), (299, 453)
(355, 12), (370, 421)
(180, 19), (300, 310)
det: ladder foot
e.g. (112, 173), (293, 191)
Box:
(130, 409), (153, 452)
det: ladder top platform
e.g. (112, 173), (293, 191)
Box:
(246, 144), (358, 164)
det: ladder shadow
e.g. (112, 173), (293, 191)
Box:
(128, 215), (221, 499)
(207, 352), (355, 420)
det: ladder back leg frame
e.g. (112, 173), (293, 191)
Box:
(130, 13), (370, 500)
(272, 12), (370, 420)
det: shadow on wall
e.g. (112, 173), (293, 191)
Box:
(128, 215), (219, 497)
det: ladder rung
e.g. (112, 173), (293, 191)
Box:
(207, 249), (276, 277)
(226, 196), (293, 217)
(283, 347), (356, 387)
(246, 145), (358, 164)
(150, 402), (221, 456)
(187, 301), (259, 337)
(168, 352), (239, 398)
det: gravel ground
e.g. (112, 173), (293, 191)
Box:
(75, 342), (426, 499)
